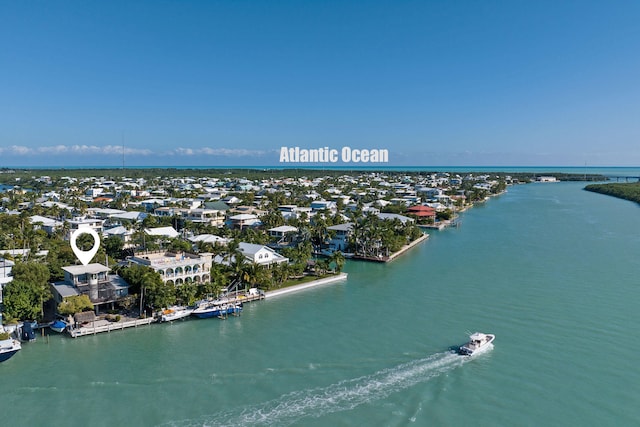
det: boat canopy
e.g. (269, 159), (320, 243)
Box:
(469, 333), (486, 341)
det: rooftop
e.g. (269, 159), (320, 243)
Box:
(62, 263), (111, 275)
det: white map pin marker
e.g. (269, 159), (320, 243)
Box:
(70, 228), (101, 266)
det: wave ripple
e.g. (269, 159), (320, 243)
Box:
(163, 352), (466, 427)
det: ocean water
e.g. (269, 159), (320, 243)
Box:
(3, 166), (640, 178)
(1, 181), (639, 426)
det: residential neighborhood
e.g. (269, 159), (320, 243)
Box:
(0, 168), (515, 333)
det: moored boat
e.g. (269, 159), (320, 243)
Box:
(458, 332), (495, 356)
(0, 336), (22, 362)
(49, 319), (68, 333)
(20, 321), (36, 342)
(160, 306), (195, 322)
(191, 300), (226, 319)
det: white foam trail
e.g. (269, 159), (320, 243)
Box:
(163, 352), (467, 427)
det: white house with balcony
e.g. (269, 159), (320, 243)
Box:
(0, 257), (14, 303)
(238, 243), (288, 266)
(127, 251), (213, 286)
(213, 243), (288, 267)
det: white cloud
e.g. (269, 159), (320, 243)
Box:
(0, 144), (264, 158)
(1, 145), (35, 155)
(1, 144), (153, 156)
(37, 145), (69, 154)
(174, 148), (195, 156)
(170, 147), (267, 157)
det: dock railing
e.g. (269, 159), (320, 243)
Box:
(68, 317), (156, 338)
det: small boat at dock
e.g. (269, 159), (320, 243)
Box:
(458, 332), (495, 356)
(191, 299), (227, 319)
(191, 299), (243, 319)
(49, 319), (68, 333)
(20, 321), (36, 342)
(0, 336), (21, 362)
(160, 306), (194, 322)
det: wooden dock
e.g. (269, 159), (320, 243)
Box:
(68, 317), (156, 338)
(226, 292), (265, 304)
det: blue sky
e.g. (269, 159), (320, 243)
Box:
(2, 1), (640, 167)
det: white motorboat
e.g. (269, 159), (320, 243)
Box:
(160, 306), (194, 322)
(458, 332), (495, 356)
(0, 336), (21, 362)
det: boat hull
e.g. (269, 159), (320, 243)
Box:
(191, 307), (223, 319)
(0, 339), (22, 362)
(192, 303), (242, 318)
(458, 333), (495, 356)
(161, 308), (194, 322)
(49, 320), (67, 333)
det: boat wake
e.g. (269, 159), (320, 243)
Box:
(162, 351), (467, 427)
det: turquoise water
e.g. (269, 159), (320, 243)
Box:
(2, 181), (640, 426)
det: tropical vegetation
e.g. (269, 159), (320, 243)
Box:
(584, 182), (640, 204)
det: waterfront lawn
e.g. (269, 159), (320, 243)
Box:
(274, 273), (336, 289)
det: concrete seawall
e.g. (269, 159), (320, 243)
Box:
(265, 273), (348, 298)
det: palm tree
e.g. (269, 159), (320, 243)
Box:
(328, 251), (345, 273)
(314, 259), (330, 276)
(227, 251), (248, 293)
(242, 263), (268, 289)
(270, 262), (291, 288)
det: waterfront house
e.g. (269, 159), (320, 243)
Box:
(536, 176), (558, 182)
(238, 243), (289, 266)
(0, 257), (14, 303)
(377, 213), (414, 225)
(127, 251), (213, 285)
(50, 263), (130, 312)
(213, 243), (288, 267)
(407, 205), (437, 222)
(327, 223), (354, 252)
